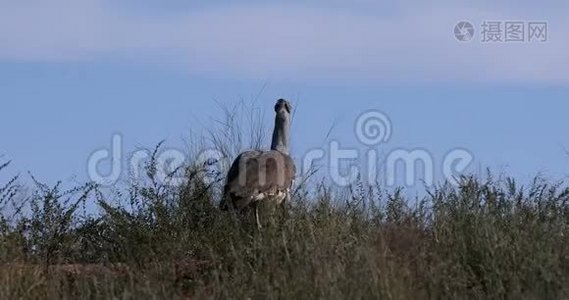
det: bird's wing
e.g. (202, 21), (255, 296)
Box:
(221, 150), (263, 209)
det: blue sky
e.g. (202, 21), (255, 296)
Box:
(1, 1), (568, 191)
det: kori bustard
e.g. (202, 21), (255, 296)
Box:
(220, 99), (296, 228)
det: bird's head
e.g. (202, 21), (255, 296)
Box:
(275, 98), (292, 115)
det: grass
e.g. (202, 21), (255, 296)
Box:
(1, 102), (568, 299)
(1, 153), (569, 299)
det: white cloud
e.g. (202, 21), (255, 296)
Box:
(0, 0), (567, 85)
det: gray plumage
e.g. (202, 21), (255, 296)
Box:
(220, 99), (296, 227)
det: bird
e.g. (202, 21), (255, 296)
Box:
(220, 99), (296, 228)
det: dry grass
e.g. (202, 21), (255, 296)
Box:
(1, 103), (568, 299)
(1, 163), (569, 299)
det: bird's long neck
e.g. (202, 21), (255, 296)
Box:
(270, 112), (290, 155)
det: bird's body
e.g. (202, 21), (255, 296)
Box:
(220, 99), (296, 228)
(221, 150), (295, 210)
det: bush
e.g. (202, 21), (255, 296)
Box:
(1, 156), (569, 299)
